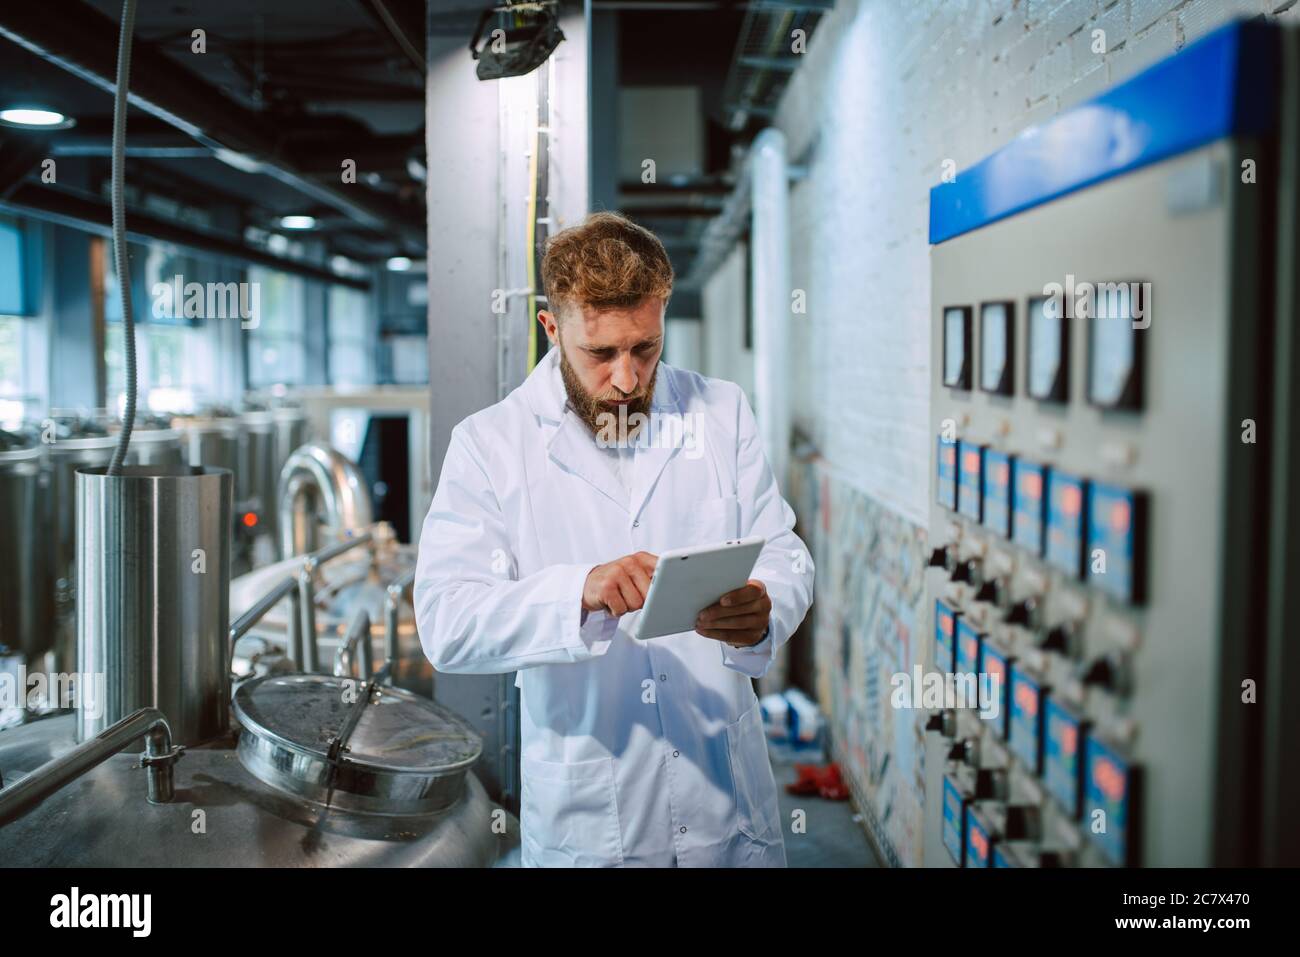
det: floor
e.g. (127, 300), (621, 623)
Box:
(492, 740), (883, 868)
(769, 740), (882, 868)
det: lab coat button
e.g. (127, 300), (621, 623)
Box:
(659, 674), (667, 681)
(680, 826), (687, 834)
(633, 519), (640, 527)
(673, 750), (680, 758)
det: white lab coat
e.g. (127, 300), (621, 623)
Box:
(413, 347), (814, 867)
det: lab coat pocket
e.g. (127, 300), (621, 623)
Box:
(725, 702), (782, 845)
(520, 754), (625, 867)
(685, 494), (740, 543)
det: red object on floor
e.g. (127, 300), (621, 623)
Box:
(784, 762), (850, 800)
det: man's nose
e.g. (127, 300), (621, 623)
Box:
(610, 354), (638, 395)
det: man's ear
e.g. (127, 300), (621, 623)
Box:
(538, 309), (559, 346)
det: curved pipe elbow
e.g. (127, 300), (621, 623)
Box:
(277, 441), (373, 558)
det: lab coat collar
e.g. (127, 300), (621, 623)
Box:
(524, 345), (686, 517)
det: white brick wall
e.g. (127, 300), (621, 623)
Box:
(701, 0), (1298, 528)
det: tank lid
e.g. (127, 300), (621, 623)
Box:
(233, 674), (482, 815)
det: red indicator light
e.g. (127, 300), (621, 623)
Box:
(969, 827), (988, 860)
(965, 452), (980, 471)
(1093, 755), (1126, 801)
(1024, 472), (1041, 499)
(242, 512), (259, 528)
(1061, 723), (1076, 754)
(997, 463), (1009, 485)
(1062, 484), (1081, 515)
(1110, 499), (1130, 533)
(941, 615), (953, 636)
(1014, 680), (1037, 716)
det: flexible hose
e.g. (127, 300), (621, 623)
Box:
(106, 0), (138, 477)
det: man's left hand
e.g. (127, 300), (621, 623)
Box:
(695, 579), (771, 648)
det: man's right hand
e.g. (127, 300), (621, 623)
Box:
(581, 551), (658, 616)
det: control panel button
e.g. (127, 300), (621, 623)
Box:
(1039, 621), (1080, 658)
(934, 599), (957, 673)
(1083, 734), (1141, 866)
(942, 774), (970, 866)
(936, 434), (958, 511)
(982, 449), (1013, 538)
(966, 806), (997, 868)
(1005, 595), (1041, 630)
(1012, 459), (1047, 556)
(980, 641), (1012, 739)
(1044, 697), (1087, 819)
(955, 618), (981, 678)
(1009, 666), (1048, 775)
(1046, 469), (1088, 578)
(1086, 482), (1148, 604)
(957, 441), (984, 522)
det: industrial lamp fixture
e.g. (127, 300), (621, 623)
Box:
(468, 1), (565, 81)
(0, 105), (76, 130)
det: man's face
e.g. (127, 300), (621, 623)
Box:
(541, 297), (665, 436)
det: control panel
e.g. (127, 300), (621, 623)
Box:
(921, 21), (1294, 867)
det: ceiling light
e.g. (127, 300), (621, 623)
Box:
(386, 256), (412, 272)
(278, 215), (316, 230)
(0, 107), (75, 130)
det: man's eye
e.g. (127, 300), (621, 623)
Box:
(589, 350), (614, 360)
(636, 343), (657, 354)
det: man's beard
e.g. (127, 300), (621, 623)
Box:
(559, 341), (657, 443)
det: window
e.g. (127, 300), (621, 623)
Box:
(103, 240), (221, 415)
(246, 267), (307, 388)
(0, 217), (36, 427)
(328, 285), (373, 386)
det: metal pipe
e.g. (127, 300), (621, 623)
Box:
(384, 568), (417, 685)
(0, 707), (179, 826)
(334, 609), (373, 681)
(277, 443), (374, 559)
(751, 127), (792, 490)
(232, 532), (375, 674)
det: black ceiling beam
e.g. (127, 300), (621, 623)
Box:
(355, 0), (426, 77)
(1, 181), (371, 290)
(0, 0), (424, 249)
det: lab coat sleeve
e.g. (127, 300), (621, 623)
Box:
(720, 389), (814, 679)
(413, 424), (615, 675)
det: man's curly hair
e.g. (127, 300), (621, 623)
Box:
(541, 211), (674, 316)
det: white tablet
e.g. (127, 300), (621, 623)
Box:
(628, 535), (766, 640)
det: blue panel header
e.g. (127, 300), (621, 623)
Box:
(929, 20), (1280, 244)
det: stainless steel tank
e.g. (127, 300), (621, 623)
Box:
(175, 413), (241, 478)
(0, 430), (52, 663)
(272, 405), (308, 469)
(76, 464), (232, 746)
(0, 710), (516, 866)
(239, 409), (277, 526)
(118, 419), (183, 467)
